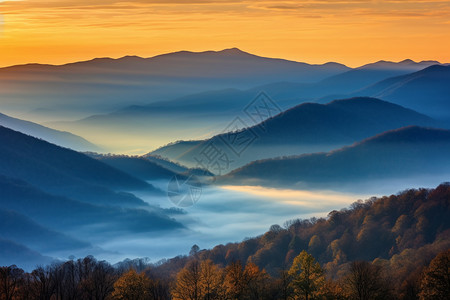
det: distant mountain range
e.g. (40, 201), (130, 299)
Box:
(151, 97), (439, 170)
(0, 112), (99, 151)
(219, 126), (450, 191)
(50, 59), (448, 153)
(0, 48), (349, 120)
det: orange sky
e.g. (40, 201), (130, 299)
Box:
(0, 0), (449, 67)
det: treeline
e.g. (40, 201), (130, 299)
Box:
(1, 249), (449, 299)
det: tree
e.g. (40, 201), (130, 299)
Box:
(276, 268), (292, 300)
(190, 245), (200, 257)
(172, 260), (202, 300)
(244, 262), (268, 300)
(419, 249), (450, 300)
(224, 260), (247, 300)
(112, 269), (151, 300)
(288, 250), (325, 300)
(200, 260), (224, 300)
(0, 265), (24, 300)
(344, 261), (391, 300)
(31, 266), (55, 300)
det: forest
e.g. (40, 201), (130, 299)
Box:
(1, 183), (449, 300)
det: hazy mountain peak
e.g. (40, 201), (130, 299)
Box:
(358, 59), (441, 70)
(398, 59), (415, 64)
(218, 47), (250, 55)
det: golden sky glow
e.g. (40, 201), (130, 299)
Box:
(0, 0), (449, 67)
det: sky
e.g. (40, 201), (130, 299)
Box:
(0, 0), (450, 67)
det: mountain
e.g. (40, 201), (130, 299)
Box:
(151, 98), (439, 171)
(0, 209), (91, 253)
(0, 126), (154, 206)
(58, 59), (444, 153)
(0, 173), (183, 267)
(93, 155), (214, 181)
(95, 156), (178, 181)
(0, 48), (349, 121)
(143, 154), (192, 174)
(314, 59), (442, 102)
(0, 239), (53, 271)
(0, 112), (99, 151)
(219, 127), (450, 190)
(0, 175), (182, 234)
(355, 65), (450, 120)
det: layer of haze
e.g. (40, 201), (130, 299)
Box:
(65, 175), (447, 265)
(80, 183), (368, 264)
(1, 0), (450, 67)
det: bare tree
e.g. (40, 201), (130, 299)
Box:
(0, 265), (24, 300)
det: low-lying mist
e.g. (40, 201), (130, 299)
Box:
(4, 173), (449, 271)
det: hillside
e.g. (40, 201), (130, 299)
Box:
(0, 112), (99, 151)
(96, 156), (178, 181)
(0, 175), (183, 267)
(356, 65), (450, 120)
(220, 126), (450, 190)
(152, 98), (439, 170)
(0, 126), (153, 206)
(0, 209), (91, 253)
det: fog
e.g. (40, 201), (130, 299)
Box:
(56, 181), (370, 265)
(9, 175), (449, 270)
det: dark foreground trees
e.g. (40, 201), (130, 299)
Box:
(1, 249), (450, 299)
(344, 261), (392, 300)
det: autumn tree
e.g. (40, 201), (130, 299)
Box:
(288, 250), (325, 300)
(172, 260), (202, 300)
(224, 260), (247, 300)
(244, 262), (268, 300)
(200, 259), (225, 300)
(419, 249), (450, 300)
(112, 269), (151, 300)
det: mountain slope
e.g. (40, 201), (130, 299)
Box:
(0, 126), (153, 206)
(355, 65), (450, 120)
(313, 59), (441, 99)
(0, 239), (53, 271)
(151, 98), (439, 171)
(0, 112), (99, 151)
(96, 156), (178, 181)
(0, 209), (91, 253)
(220, 126), (450, 190)
(0, 175), (183, 234)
